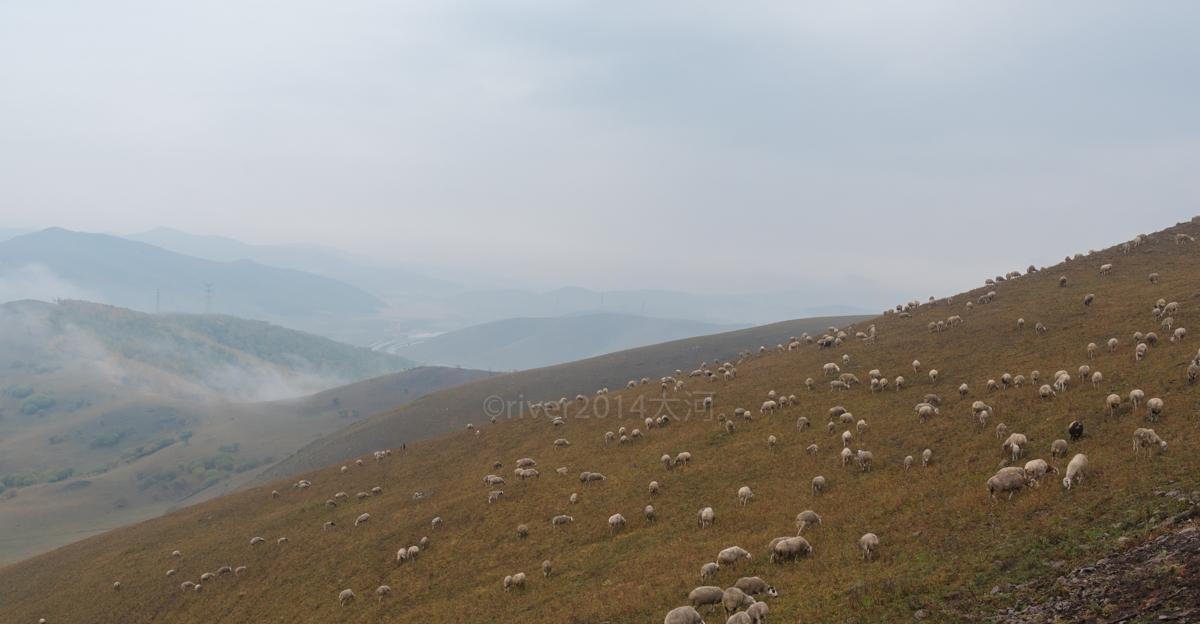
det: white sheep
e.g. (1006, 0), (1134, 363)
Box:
(812, 475), (826, 495)
(1051, 439), (1068, 458)
(1106, 393), (1121, 417)
(1147, 397), (1164, 421)
(987, 467), (1028, 500)
(922, 448), (932, 467)
(1023, 459), (1056, 485)
(607, 513), (626, 534)
(722, 586), (755, 614)
(354, 513), (371, 526)
(717, 546), (752, 567)
(859, 533), (880, 561)
(737, 486), (755, 506)
(338, 588), (356, 606)
(1133, 428), (1167, 456)
(795, 510), (822, 532)
(698, 507), (716, 528)
(664, 605), (706, 624)
(768, 535), (813, 562)
(1062, 454), (1088, 489)
(700, 562), (720, 579)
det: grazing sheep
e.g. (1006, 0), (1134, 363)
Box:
(737, 486), (755, 506)
(1039, 384), (1056, 400)
(1068, 420), (1084, 441)
(665, 605), (706, 624)
(768, 536), (813, 563)
(551, 514), (574, 526)
(1147, 397), (1164, 421)
(700, 562), (720, 579)
(1129, 389), (1145, 409)
(987, 467), (1028, 500)
(1091, 371), (1103, 388)
(374, 585), (391, 602)
(569, 492), (580, 504)
(1136, 343), (1148, 361)
(1173, 327), (1187, 342)
(795, 510), (822, 532)
(1133, 428), (1168, 456)
(338, 589), (356, 606)
(796, 416), (811, 431)
(734, 576), (779, 598)
(698, 507), (716, 529)
(608, 514), (627, 533)
(649, 480), (660, 495)
(249, 537), (265, 545)
(504, 572), (527, 591)
(1062, 454), (1088, 489)
(928, 369), (939, 384)
(922, 448), (933, 467)
(856, 450), (874, 472)
(717, 546), (752, 567)
(1106, 393), (1121, 417)
(1083, 293), (1095, 307)
(859, 533), (880, 561)
(747, 601), (769, 623)
(1023, 459), (1057, 484)
(904, 455), (914, 470)
(1051, 439), (1068, 458)
(912, 360), (921, 372)
(688, 586), (725, 610)
(676, 452), (692, 467)
(644, 505), (657, 523)
(516, 524), (529, 539)
(812, 475), (826, 495)
(722, 586), (755, 615)
(1100, 263), (1112, 275)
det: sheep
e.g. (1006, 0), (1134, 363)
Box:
(1147, 397), (1164, 421)
(432, 516), (444, 529)
(1173, 327), (1187, 342)
(504, 572), (527, 591)
(747, 601), (770, 623)
(912, 359), (921, 372)
(856, 419), (869, 439)
(1039, 384), (1055, 400)
(676, 451), (692, 467)
(737, 486), (755, 506)
(665, 605), (706, 624)
(1003, 433), (1028, 461)
(1136, 343), (1149, 361)
(928, 369), (939, 384)
(922, 448), (933, 467)
(1108, 337), (1119, 352)
(688, 586), (725, 610)
(1068, 420), (1084, 441)
(796, 416), (811, 431)
(1133, 428), (1168, 456)
(722, 586), (755, 615)
(644, 505), (657, 523)
(766, 434), (778, 450)
(768, 535), (813, 563)
(795, 510), (822, 532)
(807, 442), (820, 455)
(338, 588), (356, 606)
(1036, 322), (1048, 335)
(698, 507), (716, 528)
(553, 438), (571, 448)
(180, 581), (195, 591)
(841, 430), (853, 448)
(856, 450), (874, 472)
(551, 514), (574, 526)
(249, 537), (265, 545)
(234, 566), (247, 576)
(1023, 459), (1057, 485)
(516, 524), (529, 539)
(859, 533), (880, 561)
(1083, 293), (1095, 307)
(1105, 393), (1121, 417)
(717, 546), (752, 567)
(987, 467), (1028, 500)
(1062, 454), (1088, 489)
(607, 513), (627, 534)
(700, 562), (720, 579)
(1059, 276), (1068, 287)
(1051, 439), (1068, 458)
(904, 455), (914, 470)
(812, 475), (826, 495)
(569, 492), (580, 504)
(1091, 371), (1103, 388)
(649, 481), (660, 495)
(1100, 263), (1113, 275)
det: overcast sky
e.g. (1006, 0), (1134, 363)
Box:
(2, 1), (1198, 298)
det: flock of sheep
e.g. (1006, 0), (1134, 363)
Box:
(73, 226), (1196, 624)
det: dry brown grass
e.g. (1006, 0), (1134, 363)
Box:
(2, 219), (1199, 623)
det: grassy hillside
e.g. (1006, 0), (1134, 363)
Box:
(2, 219), (1199, 623)
(260, 314), (869, 481)
(0, 357), (485, 563)
(388, 312), (742, 371)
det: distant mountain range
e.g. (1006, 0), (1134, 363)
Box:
(0, 228), (393, 342)
(383, 312), (742, 370)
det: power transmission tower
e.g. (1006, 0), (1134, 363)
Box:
(203, 283), (213, 314)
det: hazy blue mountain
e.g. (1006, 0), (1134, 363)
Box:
(0, 229), (387, 338)
(385, 312), (742, 371)
(127, 227), (460, 301)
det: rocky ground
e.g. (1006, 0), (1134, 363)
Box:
(993, 490), (1200, 624)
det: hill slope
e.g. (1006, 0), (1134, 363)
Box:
(260, 314), (869, 481)
(384, 312), (741, 371)
(2, 219), (1199, 623)
(0, 366), (491, 563)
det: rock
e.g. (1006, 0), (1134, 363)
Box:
(913, 609), (927, 620)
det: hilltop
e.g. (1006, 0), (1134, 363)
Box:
(1, 219), (1198, 623)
